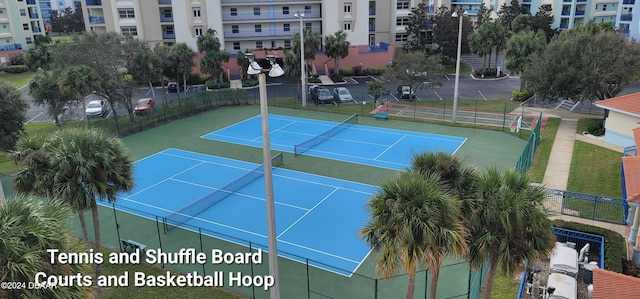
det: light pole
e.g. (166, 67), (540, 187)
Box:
(452, 9), (467, 124)
(294, 11), (306, 107)
(246, 53), (284, 299)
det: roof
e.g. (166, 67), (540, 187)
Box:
(622, 156), (640, 204)
(634, 127), (640, 149)
(593, 267), (640, 299)
(595, 93), (640, 117)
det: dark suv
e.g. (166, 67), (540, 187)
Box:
(309, 86), (336, 105)
(167, 80), (184, 92)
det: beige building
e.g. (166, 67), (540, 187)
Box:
(594, 93), (640, 147)
(0, 0), (45, 60)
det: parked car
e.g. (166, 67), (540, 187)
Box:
(85, 100), (108, 118)
(167, 80), (184, 92)
(134, 98), (155, 115)
(397, 85), (415, 100)
(333, 87), (356, 103)
(310, 86), (336, 105)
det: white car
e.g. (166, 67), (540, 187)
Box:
(333, 87), (356, 103)
(85, 100), (108, 118)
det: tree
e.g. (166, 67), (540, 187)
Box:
(285, 29), (321, 98)
(0, 82), (28, 151)
(497, 0), (528, 31)
(505, 30), (546, 90)
(236, 50), (251, 80)
(0, 195), (90, 299)
(468, 167), (555, 299)
(524, 29), (640, 102)
(49, 7), (84, 33)
(404, 3), (434, 52)
(531, 5), (558, 41)
(366, 80), (389, 106)
(153, 43), (171, 104)
(12, 129), (135, 288)
(360, 171), (467, 299)
(432, 6), (473, 61)
(28, 68), (75, 127)
(197, 29), (230, 83)
(408, 151), (478, 200)
(25, 44), (54, 71)
(167, 43), (195, 100)
(468, 27), (492, 70)
(487, 22), (509, 69)
(127, 40), (161, 105)
(384, 52), (444, 100)
(476, 3), (494, 27)
(324, 30), (350, 74)
(58, 65), (102, 128)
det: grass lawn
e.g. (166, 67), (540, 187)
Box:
(490, 272), (521, 299)
(443, 62), (472, 75)
(528, 118), (561, 183)
(576, 117), (604, 134)
(567, 140), (622, 197)
(0, 71), (36, 88)
(97, 249), (244, 299)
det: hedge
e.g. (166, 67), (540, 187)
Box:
(552, 219), (627, 273)
(3, 65), (28, 73)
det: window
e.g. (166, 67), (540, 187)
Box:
(193, 7), (201, 17)
(2, 24), (6, 29)
(271, 40), (276, 48)
(255, 25), (262, 32)
(232, 25), (239, 33)
(0, 9), (3, 14)
(305, 22), (312, 30)
(397, 1), (410, 9)
(162, 9), (172, 18)
(26, 37), (32, 44)
(369, 34), (375, 47)
(284, 40), (291, 47)
(233, 42), (240, 50)
(305, 6), (311, 14)
(282, 7), (289, 15)
(164, 26), (174, 34)
(344, 2), (352, 13)
(23, 23), (29, 30)
(254, 7), (260, 16)
(230, 8), (237, 16)
(119, 9), (135, 18)
(602, 4), (607, 10)
(395, 33), (408, 41)
(343, 21), (351, 31)
(396, 18), (409, 26)
(256, 41), (263, 48)
(194, 27), (202, 36)
(121, 26), (138, 36)
(283, 24), (290, 31)
(20, 9), (26, 16)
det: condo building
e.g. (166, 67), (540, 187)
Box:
(0, 0), (46, 62)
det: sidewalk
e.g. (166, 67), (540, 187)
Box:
(517, 107), (629, 239)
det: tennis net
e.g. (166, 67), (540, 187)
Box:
(164, 152), (284, 232)
(294, 114), (358, 156)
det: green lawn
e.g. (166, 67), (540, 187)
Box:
(443, 62), (472, 75)
(490, 272), (521, 299)
(567, 140), (622, 197)
(528, 118), (561, 183)
(576, 117), (604, 134)
(0, 71), (36, 88)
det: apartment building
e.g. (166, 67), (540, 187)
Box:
(0, 0), (46, 60)
(39, 0), (81, 25)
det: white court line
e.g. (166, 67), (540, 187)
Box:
(374, 135), (407, 160)
(276, 238), (362, 264)
(27, 112), (43, 123)
(250, 120), (300, 143)
(198, 115), (260, 139)
(126, 161), (205, 198)
(277, 188), (339, 238)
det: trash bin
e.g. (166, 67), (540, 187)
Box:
(583, 262), (599, 284)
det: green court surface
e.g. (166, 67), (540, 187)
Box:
(74, 105), (524, 298)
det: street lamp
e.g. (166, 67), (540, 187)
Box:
(452, 9), (467, 124)
(294, 11), (306, 107)
(245, 53), (284, 299)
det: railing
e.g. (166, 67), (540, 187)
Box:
(26, 0), (36, 4)
(85, 0), (102, 5)
(32, 27), (42, 33)
(575, 10), (585, 15)
(516, 228), (605, 299)
(0, 43), (22, 51)
(369, 25), (375, 31)
(224, 26), (322, 39)
(88, 16), (105, 24)
(29, 13), (39, 19)
(157, 0), (171, 4)
(162, 33), (175, 40)
(562, 10), (571, 15)
(369, 8), (375, 15)
(221, 0), (320, 2)
(543, 188), (628, 224)
(623, 0), (635, 4)
(222, 11), (321, 21)
(621, 14), (633, 21)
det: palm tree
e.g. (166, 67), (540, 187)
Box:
(360, 172), (468, 299)
(197, 29), (230, 84)
(58, 65), (102, 129)
(168, 43), (195, 100)
(408, 151), (478, 200)
(28, 68), (74, 127)
(0, 194), (90, 299)
(468, 167), (556, 299)
(505, 30), (546, 90)
(324, 30), (350, 74)
(236, 50), (250, 80)
(468, 31), (491, 70)
(12, 129), (135, 286)
(128, 44), (161, 103)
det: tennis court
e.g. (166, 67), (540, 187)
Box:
(107, 148), (375, 276)
(201, 114), (467, 171)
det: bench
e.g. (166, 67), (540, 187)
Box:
(374, 111), (389, 120)
(122, 239), (147, 255)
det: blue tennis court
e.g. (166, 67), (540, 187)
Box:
(106, 148), (375, 276)
(201, 114), (467, 170)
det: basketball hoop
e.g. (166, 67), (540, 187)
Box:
(516, 116), (522, 133)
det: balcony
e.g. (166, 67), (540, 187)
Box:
(222, 11), (321, 21)
(369, 8), (375, 15)
(221, 0), (320, 2)
(425, 5), (435, 13)
(26, 0), (35, 4)
(560, 23), (569, 29)
(86, 0), (102, 6)
(160, 15), (173, 22)
(223, 26), (322, 39)
(451, 0), (483, 3)
(162, 33), (175, 39)
(0, 43), (22, 51)
(88, 16), (105, 24)
(562, 10), (570, 15)
(621, 13), (633, 21)
(158, 0), (171, 4)
(623, 0), (635, 4)
(575, 10), (585, 16)
(29, 13), (38, 19)
(522, 0), (531, 2)
(32, 27), (41, 33)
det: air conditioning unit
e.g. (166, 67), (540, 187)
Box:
(549, 242), (578, 278)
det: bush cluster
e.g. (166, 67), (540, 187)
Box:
(473, 68), (498, 78)
(205, 80), (230, 90)
(552, 219), (627, 273)
(338, 66), (387, 77)
(585, 119), (605, 136)
(329, 73), (344, 83)
(3, 65), (28, 73)
(512, 90), (533, 102)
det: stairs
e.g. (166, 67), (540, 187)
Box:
(555, 100), (580, 111)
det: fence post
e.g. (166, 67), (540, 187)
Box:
(560, 191), (566, 215)
(199, 228), (205, 275)
(306, 259), (311, 299)
(112, 203), (122, 252)
(155, 216), (164, 269)
(502, 102), (507, 132)
(592, 195), (598, 221)
(374, 278), (378, 299)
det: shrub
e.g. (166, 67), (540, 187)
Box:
(352, 65), (363, 76)
(3, 65), (28, 73)
(10, 53), (26, 66)
(473, 68), (497, 78)
(586, 119), (605, 136)
(307, 77), (321, 84)
(205, 80), (230, 90)
(512, 89), (533, 102)
(339, 68), (355, 77)
(366, 67), (387, 76)
(552, 219), (627, 273)
(329, 73), (344, 83)
(242, 78), (258, 87)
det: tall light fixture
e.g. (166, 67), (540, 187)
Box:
(245, 53), (284, 299)
(294, 11), (306, 107)
(452, 9), (467, 124)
